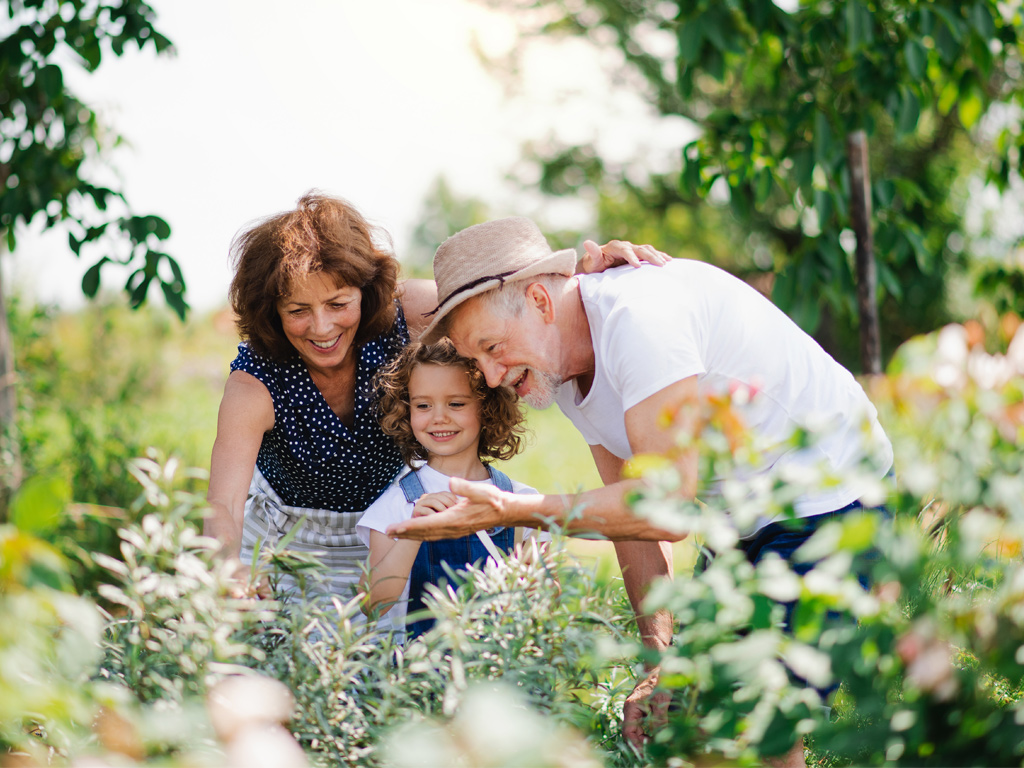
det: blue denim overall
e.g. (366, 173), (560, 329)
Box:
(402, 465), (516, 638)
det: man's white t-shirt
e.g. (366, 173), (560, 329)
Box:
(356, 463), (540, 634)
(554, 260), (894, 535)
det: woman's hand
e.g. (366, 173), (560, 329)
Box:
(412, 491), (459, 517)
(576, 240), (671, 274)
(223, 556), (271, 600)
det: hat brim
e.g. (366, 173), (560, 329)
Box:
(420, 247), (577, 345)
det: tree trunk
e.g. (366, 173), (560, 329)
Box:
(0, 263), (22, 518)
(846, 130), (883, 375)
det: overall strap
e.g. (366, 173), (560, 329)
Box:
(486, 464), (514, 493)
(398, 469), (426, 503)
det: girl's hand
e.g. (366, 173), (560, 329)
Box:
(412, 491), (459, 517)
(576, 240), (671, 274)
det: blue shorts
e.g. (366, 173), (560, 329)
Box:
(739, 498), (886, 592)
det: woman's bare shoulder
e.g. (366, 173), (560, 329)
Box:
(397, 278), (438, 341)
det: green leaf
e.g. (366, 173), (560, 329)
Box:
(934, 21), (960, 63)
(837, 512), (879, 554)
(772, 267), (797, 311)
(0, 528), (72, 592)
(152, 32), (174, 54)
(81, 257), (108, 297)
(702, 6), (742, 55)
(877, 260), (903, 300)
(755, 168), (773, 205)
(937, 80), (960, 115)
(705, 46), (725, 81)
(959, 87), (983, 129)
(678, 19), (704, 64)
(904, 226), (932, 272)
(813, 110), (832, 164)
(903, 38), (926, 81)
(969, 34), (994, 78)
(126, 268), (150, 307)
(845, 0), (873, 52)
(151, 215), (171, 240)
(793, 148), (814, 193)
(932, 5), (965, 42)
(790, 293), (822, 333)
(9, 474), (72, 536)
(37, 64), (63, 100)
(814, 188), (834, 229)
(918, 6), (934, 37)
(729, 184), (751, 220)
(969, 1), (996, 39)
(897, 86), (921, 136)
(681, 151), (702, 195)
(78, 40), (102, 70)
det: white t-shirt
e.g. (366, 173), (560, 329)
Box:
(554, 260), (894, 534)
(356, 463), (541, 634)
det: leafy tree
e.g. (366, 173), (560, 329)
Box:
(479, 0), (1024, 371)
(0, 0), (184, 502)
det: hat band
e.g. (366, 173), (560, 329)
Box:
(422, 270), (519, 317)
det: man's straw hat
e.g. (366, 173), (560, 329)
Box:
(421, 217), (576, 344)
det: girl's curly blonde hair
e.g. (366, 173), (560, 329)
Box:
(375, 339), (527, 466)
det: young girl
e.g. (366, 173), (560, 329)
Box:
(357, 339), (542, 639)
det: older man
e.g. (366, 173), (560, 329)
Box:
(389, 216), (893, 762)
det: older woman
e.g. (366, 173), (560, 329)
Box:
(205, 190), (665, 605)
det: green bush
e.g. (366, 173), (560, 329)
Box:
(5, 318), (1024, 767)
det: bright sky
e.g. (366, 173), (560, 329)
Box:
(10, 0), (692, 312)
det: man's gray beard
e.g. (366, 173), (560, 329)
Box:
(521, 368), (563, 410)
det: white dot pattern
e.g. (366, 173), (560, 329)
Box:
(229, 302), (409, 511)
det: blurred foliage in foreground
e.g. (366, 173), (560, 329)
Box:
(5, 313), (1024, 766)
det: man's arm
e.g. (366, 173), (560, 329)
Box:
(595, 381), (699, 749)
(612, 374), (699, 653)
(388, 376), (700, 542)
(588, 443), (674, 653)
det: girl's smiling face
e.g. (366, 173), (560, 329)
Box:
(408, 363), (483, 473)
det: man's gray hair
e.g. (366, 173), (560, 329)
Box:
(474, 273), (569, 319)
(438, 273), (569, 338)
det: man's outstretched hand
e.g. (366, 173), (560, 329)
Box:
(387, 476), (514, 540)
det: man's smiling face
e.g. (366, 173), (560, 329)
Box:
(446, 292), (564, 410)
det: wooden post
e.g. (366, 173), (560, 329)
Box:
(846, 130), (882, 375)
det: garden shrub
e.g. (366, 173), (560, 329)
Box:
(245, 536), (639, 767)
(6, 318), (1024, 767)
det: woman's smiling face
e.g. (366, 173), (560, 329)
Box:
(277, 272), (362, 374)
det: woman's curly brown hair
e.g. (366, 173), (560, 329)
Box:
(229, 190), (399, 360)
(375, 339), (527, 466)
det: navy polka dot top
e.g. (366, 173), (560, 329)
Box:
(229, 303), (409, 512)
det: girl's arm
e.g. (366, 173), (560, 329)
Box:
(361, 531), (421, 615)
(206, 371), (275, 559)
(360, 490), (459, 614)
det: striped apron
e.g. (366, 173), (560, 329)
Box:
(240, 466), (369, 618)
